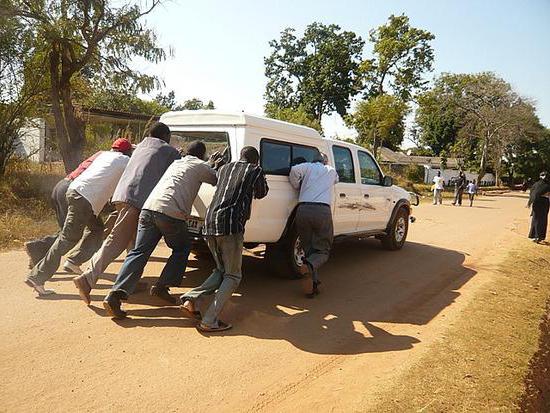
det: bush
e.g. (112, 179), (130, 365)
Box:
(404, 164), (425, 183)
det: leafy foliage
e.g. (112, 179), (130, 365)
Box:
(265, 22), (364, 121)
(361, 14), (435, 101)
(265, 104), (322, 132)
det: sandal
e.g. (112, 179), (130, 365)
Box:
(180, 300), (202, 320)
(197, 320), (232, 332)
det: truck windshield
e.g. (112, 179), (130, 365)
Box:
(170, 131), (230, 162)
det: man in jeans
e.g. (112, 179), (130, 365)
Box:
(24, 151), (102, 270)
(73, 122), (180, 305)
(180, 146), (268, 332)
(452, 171), (466, 206)
(25, 139), (132, 296)
(103, 142), (218, 319)
(289, 152), (338, 298)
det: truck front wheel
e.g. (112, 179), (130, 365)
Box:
(381, 207), (409, 250)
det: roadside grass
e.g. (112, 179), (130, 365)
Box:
(0, 160), (63, 250)
(372, 243), (550, 412)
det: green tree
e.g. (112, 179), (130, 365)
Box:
(265, 22), (364, 121)
(346, 93), (409, 159)
(361, 14), (435, 101)
(174, 98), (216, 111)
(2, 0), (166, 172)
(0, 2), (45, 174)
(265, 104), (322, 133)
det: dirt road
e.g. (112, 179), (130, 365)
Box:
(0, 194), (533, 412)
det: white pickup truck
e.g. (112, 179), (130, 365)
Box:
(160, 111), (418, 277)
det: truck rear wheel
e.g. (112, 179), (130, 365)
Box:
(381, 207), (409, 250)
(265, 226), (304, 279)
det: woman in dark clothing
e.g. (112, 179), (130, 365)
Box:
(528, 172), (550, 243)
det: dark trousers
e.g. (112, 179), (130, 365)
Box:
(468, 193), (475, 207)
(295, 203), (334, 282)
(28, 189), (104, 285)
(453, 189), (464, 205)
(529, 198), (549, 241)
(111, 209), (191, 298)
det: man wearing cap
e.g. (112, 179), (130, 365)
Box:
(25, 138), (132, 296)
(73, 122), (180, 304)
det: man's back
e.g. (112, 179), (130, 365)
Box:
(205, 161), (268, 236)
(289, 162), (339, 205)
(112, 137), (180, 209)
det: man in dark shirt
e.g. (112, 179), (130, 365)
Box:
(180, 146), (268, 332)
(73, 122), (180, 305)
(452, 171), (466, 206)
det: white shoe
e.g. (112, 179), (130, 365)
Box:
(63, 261), (82, 274)
(24, 279), (56, 296)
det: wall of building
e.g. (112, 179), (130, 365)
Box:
(425, 166), (496, 186)
(14, 118), (45, 162)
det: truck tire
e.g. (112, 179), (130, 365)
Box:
(381, 207), (409, 250)
(265, 226), (304, 279)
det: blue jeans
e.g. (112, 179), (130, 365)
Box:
(111, 209), (191, 298)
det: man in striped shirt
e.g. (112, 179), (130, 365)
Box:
(181, 146), (268, 332)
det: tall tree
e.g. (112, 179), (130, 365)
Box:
(264, 23), (364, 122)
(265, 103), (322, 133)
(361, 14), (435, 101)
(174, 98), (216, 111)
(2, 0), (166, 172)
(345, 93), (409, 158)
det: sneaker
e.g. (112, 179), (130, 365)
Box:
(150, 285), (177, 304)
(63, 261), (82, 274)
(103, 292), (127, 319)
(73, 274), (92, 305)
(24, 278), (55, 296)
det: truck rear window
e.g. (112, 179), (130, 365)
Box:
(260, 139), (320, 176)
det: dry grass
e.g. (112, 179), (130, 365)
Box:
(0, 160), (63, 250)
(372, 244), (550, 412)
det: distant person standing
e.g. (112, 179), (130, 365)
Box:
(432, 171), (444, 205)
(452, 171), (466, 206)
(180, 146), (268, 332)
(466, 179), (477, 207)
(289, 152), (339, 298)
(528, 172), (550, 244)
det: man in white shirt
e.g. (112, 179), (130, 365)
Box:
(432, 171), (444, 205)
(289, 152), (338, 298)
(25, 138), (132, 296)
(466, 179), (477, 207)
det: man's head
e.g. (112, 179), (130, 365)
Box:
(240, 146), (260, 165)
(186, 141), (207, 160)
(311, 151), (325, 164)
(148, 122), (171, 143)
(111, 138), (133, 156)
(459, 171), (464, 177)
(540, 171), (548, 181)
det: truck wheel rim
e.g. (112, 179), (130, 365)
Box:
(395, 217), (406, 242)
(294, 238), (305, 266)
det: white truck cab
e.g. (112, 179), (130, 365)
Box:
(160, 111), (417, 277)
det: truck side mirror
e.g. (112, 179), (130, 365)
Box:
(383, 175), (393, 187)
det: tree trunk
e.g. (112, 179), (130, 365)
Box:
(477, 134), (489, 186)
(49, 47), (85, 173)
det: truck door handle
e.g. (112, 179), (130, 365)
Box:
(339, 193), (346, 198)
(363, 193), (370, 198)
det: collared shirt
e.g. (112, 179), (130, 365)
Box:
(466, 183), (477, 194)
(112, 137), (180, 209)
(143, 155), (217, 221)
(68, 151), (129, 216)
(432, 175), (444, 190)
(66, 151), (101, 180)
(289, 162), (338, 206)
(204, 161), (269, 236)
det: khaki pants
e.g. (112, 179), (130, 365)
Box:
(83, 202), (139, 287)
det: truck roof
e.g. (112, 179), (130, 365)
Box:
(159, 110), (322, 140)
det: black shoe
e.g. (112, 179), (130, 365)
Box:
(150, 285), (177, 304)
(103, 292), (127, 319)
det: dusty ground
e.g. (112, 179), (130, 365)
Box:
(0, 193), (537, 412)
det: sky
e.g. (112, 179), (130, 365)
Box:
(141, 0), (550, 144)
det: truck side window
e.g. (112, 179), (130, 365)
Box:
(358, 151), (382, 185)
(261, 140), (291, 175)
(332, 146), (356, 183)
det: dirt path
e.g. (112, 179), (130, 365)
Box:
(0, 193), (532, 412)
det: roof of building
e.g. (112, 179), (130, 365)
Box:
(379, 147), (461, 168)
(160, 111), (321, 139)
